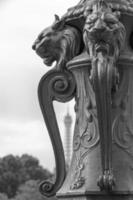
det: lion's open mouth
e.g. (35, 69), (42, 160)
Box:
(35, 40), (50, 59)
(95, 40), (109, 53)
(36, 47), (51, 59)
(43, 56), (54, 66)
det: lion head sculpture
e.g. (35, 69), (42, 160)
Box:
(32, 15), (81, 70)
(83, 0), (126, 59)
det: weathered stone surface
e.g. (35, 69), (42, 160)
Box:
(33, 0), (133, 198)
(57, 193), (133, 200)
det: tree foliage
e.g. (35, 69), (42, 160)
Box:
(12, 180), (57, 200)
(0, 154), (52, 198)
(0, 193), (9, 200)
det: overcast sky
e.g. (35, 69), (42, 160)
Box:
(0, 0), (79, 171)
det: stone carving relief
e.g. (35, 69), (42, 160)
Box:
(32, 15), (82, 71)
(70, 68), (99, 190)
(38, 70), (76, 197)
(113, 68), (133, 157)
(32, 0), (133, 197)
(83, 0), (126, 191)
(32, 15), (82, 197)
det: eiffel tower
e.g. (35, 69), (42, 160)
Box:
(64, 107), (72, 167)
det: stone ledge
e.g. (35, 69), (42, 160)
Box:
(57, 191), (133, 200)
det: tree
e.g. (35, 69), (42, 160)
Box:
(0, 193), (9, 200)
(0, 154), (53, 198)
(20, 154), (52, 181)
(0, 171), (19, 198)
(12, 180), (43, 200)
(12, 180), (57, 200)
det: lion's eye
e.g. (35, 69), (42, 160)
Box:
(38, 34), (43, 40)
(86, 18), (97, 26)
(105, 19), (116, 26)
(45, 32), (53, 37)
(105, 14), (118, 24)
(86, 13), (97, 23)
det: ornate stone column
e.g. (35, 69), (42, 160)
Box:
(32, 0), (133, 199)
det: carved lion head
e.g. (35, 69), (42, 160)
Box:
(83, 0), (126, 59)
(32, 15), (81, 70)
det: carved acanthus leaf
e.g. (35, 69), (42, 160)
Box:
(71, 67), (99, 190)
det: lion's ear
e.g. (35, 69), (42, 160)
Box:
(52, 14), (65, 30)
(54, 14), (60, 22)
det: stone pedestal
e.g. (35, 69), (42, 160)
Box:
(57, 192), (133, 200)
(56, 55), (133, 199)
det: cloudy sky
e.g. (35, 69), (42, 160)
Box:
(0, 0), (79, 171)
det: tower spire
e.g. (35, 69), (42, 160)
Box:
(64, 106), (72, 166)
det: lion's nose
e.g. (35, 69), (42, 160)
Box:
(94, 19), (106, 33)
(32, 43), (36, 50)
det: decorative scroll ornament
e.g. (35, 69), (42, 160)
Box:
(70, 68), (99, 190)
(70, 163), (85, 190)
(113, 114), (133, 151)
(71, 111), (99, 190)
(32, 15), (82, 197)
(73, 111), (99, 152)
(81, 112), (99, 149)
(83, 0), (126, 191)
(113, 68), (133, 157)
(38, 70), (76, 197)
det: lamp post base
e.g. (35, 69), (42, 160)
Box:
(57, 192), (133, 200)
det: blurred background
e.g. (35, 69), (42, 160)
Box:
(0, 0), (79, 199)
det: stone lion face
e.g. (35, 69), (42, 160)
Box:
(32, 17), (81, 70)
(32, 25), (62, 66)
(83, 1), (126, 59)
